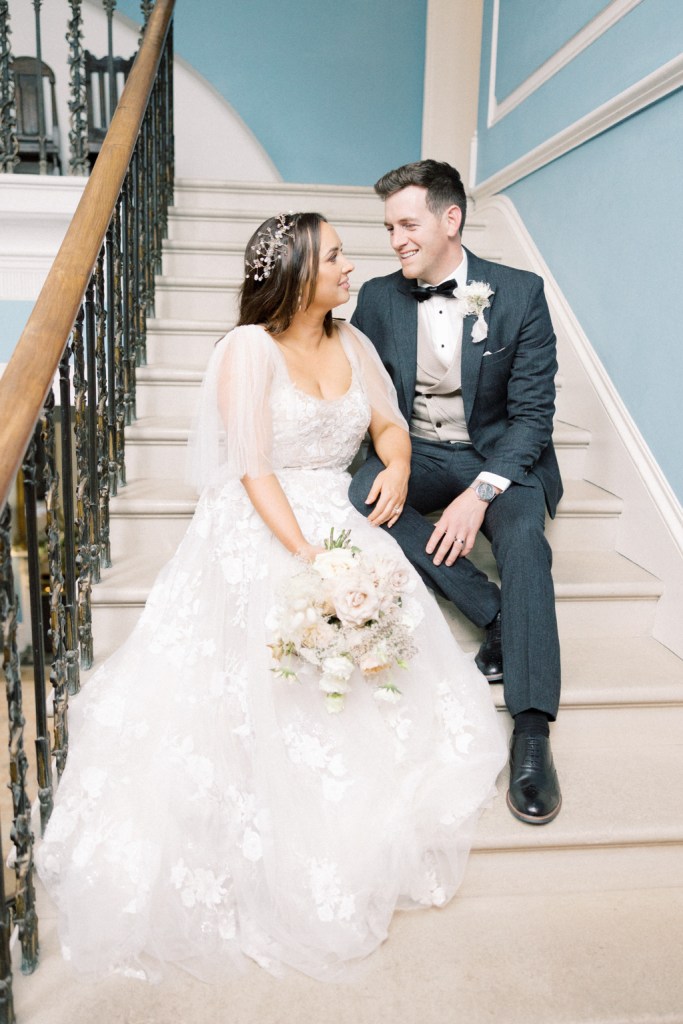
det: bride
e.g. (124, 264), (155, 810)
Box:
(37, 212), (507, 982)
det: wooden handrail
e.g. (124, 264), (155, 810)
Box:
(0, 0), (175, 510)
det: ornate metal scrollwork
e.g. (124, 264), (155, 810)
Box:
(16, 434), (44, 972)
(58, 349), (80, 695)
(40, 391), (70, 780)
(94, 250), (112, 568)
(0, 503), (24, 1012)
(72, 305), (94, 668)
(66, 0), (88, 175)
(0, 0), (19, 173)
(112, 204), (127, 486)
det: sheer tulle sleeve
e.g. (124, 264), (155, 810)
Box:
(338, 323), (408, 432)
(186, 325), (276, 491)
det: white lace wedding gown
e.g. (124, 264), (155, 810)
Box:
(37, 323), (507, 982)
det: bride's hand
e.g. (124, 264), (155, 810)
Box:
(365, 462), (410, 528)
(295, 542), (326, 563)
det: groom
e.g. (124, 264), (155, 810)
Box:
(349, 160), (562, 824)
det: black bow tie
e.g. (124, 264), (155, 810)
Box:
(409, 279), (457, 302)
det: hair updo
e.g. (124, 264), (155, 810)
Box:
(237, 212), (333, 337)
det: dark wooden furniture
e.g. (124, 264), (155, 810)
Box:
(11, 56), (62, 174)
(85, 50), (135, 167)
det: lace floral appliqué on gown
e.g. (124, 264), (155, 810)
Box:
(37, 324), (507, 982)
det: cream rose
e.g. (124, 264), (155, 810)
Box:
(331, 573), (380, 626)
(314, 547), (357, 579)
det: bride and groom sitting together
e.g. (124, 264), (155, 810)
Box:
(349, 159), (562, 826)
(37, 157), (562, 982)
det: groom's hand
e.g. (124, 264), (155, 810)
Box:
(426, 490), (488, 566)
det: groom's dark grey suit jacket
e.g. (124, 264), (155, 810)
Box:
(350, 247), (563, 518)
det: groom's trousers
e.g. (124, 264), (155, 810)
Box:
(348, 437), (561, 720)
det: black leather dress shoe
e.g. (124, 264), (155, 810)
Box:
(475, 611), (503, 682)
(507, 732), (562, 825)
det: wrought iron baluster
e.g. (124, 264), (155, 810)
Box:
(135, 139), (148, 367)
(105, 220), (119, 500)
(103, 2), (118, 133)
(141, 115), (153, 324)
(15, 438), (44, 974)
(72, 305), (94, 668)
(84, 280), (101, 587)
(112, 201), (127, 484)
(66, 0), (88, 175)
(58, 348), (80, 695)
(0, 504), (21, 1019)
(0, 0), (19, 173)
(121, 176), (136, 425)
(41, 391), (70, 780)
(94, 250), (111, 568)
(150, 81), (161, 278)
(22, 426), (52, 836)
(30, 1), (47, 176)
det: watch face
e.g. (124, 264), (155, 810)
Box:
(476, 482), (496, 502)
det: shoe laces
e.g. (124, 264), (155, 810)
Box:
(519, 734), (545, 770)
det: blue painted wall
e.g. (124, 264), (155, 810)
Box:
(476, 0), (683, 501)
(478, 0), (682, 183)
(118, 0), (427, 185)
(0, 302), (34, 364)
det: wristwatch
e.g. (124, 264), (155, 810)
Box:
(471, 481), (498, 503)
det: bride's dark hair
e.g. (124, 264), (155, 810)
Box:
(237, 212), (333, 337)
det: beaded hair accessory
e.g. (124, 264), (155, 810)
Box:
(245, 213), (295, 281)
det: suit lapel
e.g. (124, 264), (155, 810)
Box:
(460, 249), (496, 425)
(391, 275), (419, 418)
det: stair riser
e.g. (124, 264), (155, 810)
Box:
(154, 284), (361, 323)
(544, 514), (618, 551)
(135, 382), (201, 419)
(109, 500), (619, 564)
(123, 434), (588, 484)
(442, 595), (658, 641)
(161, 247), (400, 280)
(172, 187), (382, 217)
(124, 440), (189, 480)
(109, 514), (191, 563)
(92, 593), (659, 662)
(146, 330), (224, 368)
(168, 215), (392, 248)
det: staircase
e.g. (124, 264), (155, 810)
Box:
(15, 181), (683, 1024)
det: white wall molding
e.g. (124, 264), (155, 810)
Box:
(473, 193), (683, 654)
(422, 0), (484, 181)
(487, 0), (643, 128)
(0, 177), (86, 300)
(475, 51), (683, 198)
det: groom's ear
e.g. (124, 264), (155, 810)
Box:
(445, 204), (463, 238)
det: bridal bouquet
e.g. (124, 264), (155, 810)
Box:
(267, 529), (422, 713)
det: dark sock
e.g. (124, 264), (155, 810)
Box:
(513, 709), (550, 737)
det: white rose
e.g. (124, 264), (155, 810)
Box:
(331, 573), (380, 626)
(319, 674), (352, 695)
(321, 655), (354, 681)
(314, 547), (357, 579)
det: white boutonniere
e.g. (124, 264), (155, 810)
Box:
(453, 281), (494, 343)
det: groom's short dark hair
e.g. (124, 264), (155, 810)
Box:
(374, 160), (467, 233)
